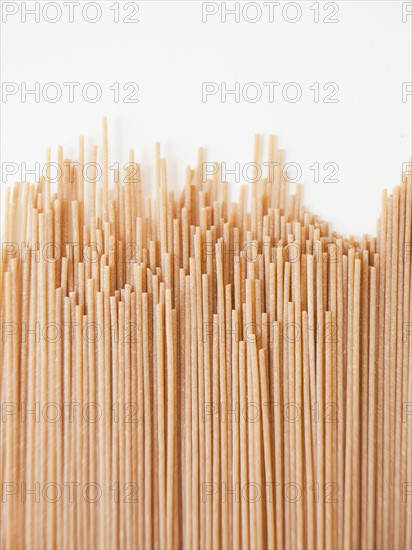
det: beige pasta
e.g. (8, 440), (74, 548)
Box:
(0, 119), (411, 550)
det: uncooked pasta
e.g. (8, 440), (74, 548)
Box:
(0, 119), (411, 550)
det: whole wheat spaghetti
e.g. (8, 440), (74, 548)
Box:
(0, 119), (411, 550)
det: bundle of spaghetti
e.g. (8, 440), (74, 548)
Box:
(0, 119), (411, 550)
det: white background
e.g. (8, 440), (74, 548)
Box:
(1, 0), (411, 236)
